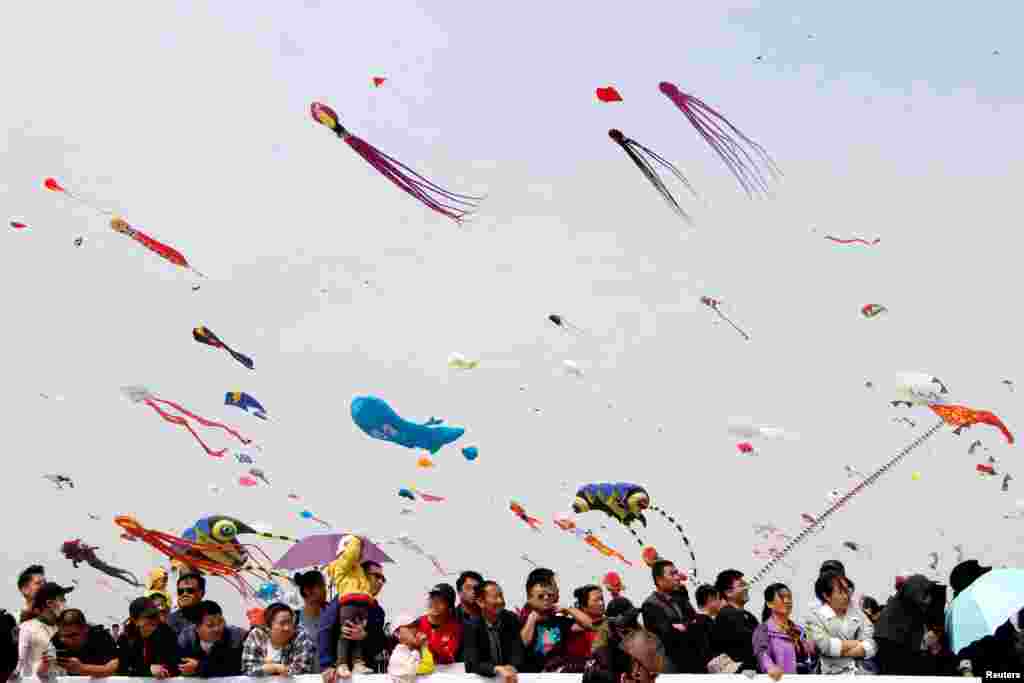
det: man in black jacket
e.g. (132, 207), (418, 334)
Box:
(167, 573), (205, 637)
(687, 584), (721, 673)
(51, 609), (119, 677)
(710, 569), (758, 672)
(464, 580), (522, 681)
(454, 570), (484, 662)
(874, 574), (952, 675)
(642, 560), (697, 673)
(176, 601), (247, 677)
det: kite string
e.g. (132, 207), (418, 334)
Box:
(749, 418), (946, 585)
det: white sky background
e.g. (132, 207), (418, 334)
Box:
(2, 0), (1023, 627)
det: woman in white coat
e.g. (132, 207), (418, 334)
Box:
(805, 571), (877, 675)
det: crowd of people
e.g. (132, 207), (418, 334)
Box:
(2, 550), (1021, 680)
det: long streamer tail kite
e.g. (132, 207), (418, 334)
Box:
(121, 385), (251, 457)
(44, 179), (205, 277)
(608, 128), (698, 224)
(659, 82), (781, 198)
(310, 102), (484, 224)
(194, 327), (254, 370)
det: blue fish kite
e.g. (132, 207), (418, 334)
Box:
(225, 392), (267, 420)
(351, 395), (465, 454)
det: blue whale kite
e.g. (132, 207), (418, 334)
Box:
(351, 395), (465, 454)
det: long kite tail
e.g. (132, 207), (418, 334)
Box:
(143, 399), (228, 457)
(610, 130), (695, 224)
(344, 134), (484, 223)
(147, 397), (251, 445)
(714, 308), (750, 341)
(749, 419), (946, 586)
(650, 506), (699, 583)
(658, 84), (780, 198)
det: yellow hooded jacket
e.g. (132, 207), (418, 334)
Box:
(325, 536), (372, 601)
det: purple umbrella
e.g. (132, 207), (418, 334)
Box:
(273, 534), (394, 570)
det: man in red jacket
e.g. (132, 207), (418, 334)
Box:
(415, 584), (463, 666)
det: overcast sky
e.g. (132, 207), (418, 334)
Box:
(2, 0), (1022, 626)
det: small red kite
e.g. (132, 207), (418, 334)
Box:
(596, 86), (623, 102)
(9, 221), (28, 230)
(372, 77), (386, 87)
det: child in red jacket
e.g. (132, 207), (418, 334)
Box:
(415, 584), (463, 665)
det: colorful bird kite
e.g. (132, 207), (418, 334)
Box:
(510, 501), (543, 530)
(658, 82), (781, 198)
(310, 102), (483, 223)
(120, 385), (251, 457)
(596, 86), (623, 102)
(701, 297), (750, 341)
(351, 395), (465, 454)
(115, 514), (295, 597)
(225, 392), (267, 420)
(461, 446), (479, 461)
(194, 327), (254, 370)
(608, 128), (698, 223)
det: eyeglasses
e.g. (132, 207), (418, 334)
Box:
(178, 588), (199, 595)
